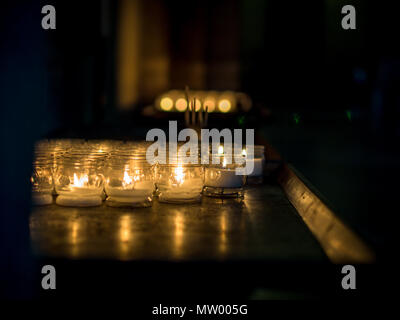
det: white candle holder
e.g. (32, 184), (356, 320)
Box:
(105, 146), (155, 208)
(203, 151), (245, 198)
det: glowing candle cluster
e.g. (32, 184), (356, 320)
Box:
(31, 139), (266, 207)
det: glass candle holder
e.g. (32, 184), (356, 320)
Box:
(153, 143), (204, 203)
(156, 163), (204, 203)
(243, 145), (265, 184)
(203, 150), (246, 198)
(31, 147), (53, 205)
(105, 148), (155, 208)
(47, 139), (83, 195)
(54, 153), (105, 207)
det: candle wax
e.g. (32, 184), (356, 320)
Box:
(69, 186), (102, 196)
(56, 195), (102, 207)
(205, 168), (243, 188)
(166, 178), (203, 199)
(106, 181), (154, 203)
(158, 178), (203, 200)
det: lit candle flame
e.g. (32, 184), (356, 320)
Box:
(242, 149), (247, 157)
(218, 145), (224, 154)
(122, 168), (140, 188)
(122, 170), (133, 186)
(174, 165), (185, 184)
(72, 173), (88, 187)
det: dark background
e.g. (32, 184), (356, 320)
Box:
(1, 0), (399, 300)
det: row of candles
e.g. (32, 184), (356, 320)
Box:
(31, 139), (265, 207)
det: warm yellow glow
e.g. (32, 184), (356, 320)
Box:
(222, 158), (227, 168)
(218, 145), (224, 154)
(68, 218), (81, 257)
(175, 98), (188, 112)
(189, 98), (201, 111)
(173, 212), (184, 257)
(203, 98), (216, 112)
(219, 214), (227, 254)
(174, 165), (185, 184)
(218, 99), (231, 113)
(72, 173), (88, 187)
(122, 167), (140, 188)
(122, 170), (133, 187)
(242, 149), (247, 157)
(97, 148), (107, 154)
(71, 220), (79, 244)
(117, 0), (140, 109)
(119, 215), (131, 243)
(175, 214), (183, 238)
(160, 97), (174, 111)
